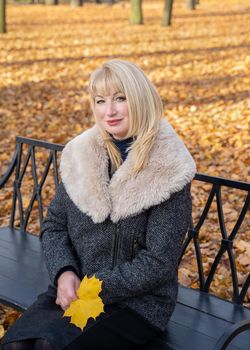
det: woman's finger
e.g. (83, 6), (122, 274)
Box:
(55, 296), (68, 310)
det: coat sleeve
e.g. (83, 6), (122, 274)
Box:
(95, 183), (192, 304)
(40, 183), (80, 284)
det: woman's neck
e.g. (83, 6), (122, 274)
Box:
(110, 134), (134, 162)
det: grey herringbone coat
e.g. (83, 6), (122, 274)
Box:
(41, 119), (196, 331)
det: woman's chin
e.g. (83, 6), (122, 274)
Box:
(106, 127), (128, 140)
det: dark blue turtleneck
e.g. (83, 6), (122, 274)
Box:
(109, 135), (134, 178)
(112, 136), (134, 162)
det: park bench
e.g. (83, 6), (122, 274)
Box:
(0, 136), (249, 349)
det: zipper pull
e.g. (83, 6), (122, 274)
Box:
(131, 236), (138, 260)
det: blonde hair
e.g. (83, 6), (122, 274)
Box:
(88, 60), (163, 175)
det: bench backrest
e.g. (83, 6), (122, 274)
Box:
(180, 173), (250, 305)
(0, 136), (249, 306)
(0, 136), (63, 232)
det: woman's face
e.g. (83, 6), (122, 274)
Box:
(93, 89), (130, 140)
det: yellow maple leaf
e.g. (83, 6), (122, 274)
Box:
(0, 325), (5, 340)
(63, 275), (104, 331)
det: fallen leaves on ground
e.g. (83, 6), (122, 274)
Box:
(0, 0), (249, 335)
(0, 304), (22, 339)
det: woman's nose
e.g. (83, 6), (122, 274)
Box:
(106, 102), (116, 116)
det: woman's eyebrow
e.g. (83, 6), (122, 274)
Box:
(94, 92), (122, 98)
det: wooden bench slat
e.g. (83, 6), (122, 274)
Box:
(0, 274), (48, 311)
(178, 286), (250, 323)
(0, 228), (48, 276)
(0, 237), (44, 262)
(0, 227), (50, 310)
(0, 255), (47, 284)
(142, 303), (250, 349)
(170, 301), (250, 349)
(172, 303), (233, 338)
(142, 322), (240, 350)
(0, 227), (42, 249)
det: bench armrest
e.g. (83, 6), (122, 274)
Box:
(0, 148), (18, 189)
(213, 319), (250, 350)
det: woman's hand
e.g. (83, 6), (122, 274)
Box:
(56, 271), (81, 310)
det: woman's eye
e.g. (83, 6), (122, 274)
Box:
(116, 96), (126, 102)
(96, 99), (105, 104)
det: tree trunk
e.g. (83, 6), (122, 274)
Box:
(44, 0), (58, 5)
(130, 0), (143, 25)
(195, 0), (199, 4)
(162, 0), (174, 26)
(95, 0), (115, 4)
(0, 0), (6, 33)
(70, 0), (83, 6)
(187, 0), (195, 10)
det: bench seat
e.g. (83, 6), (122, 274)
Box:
(144, 287), (250, 349)
(0, 227), (50, 310)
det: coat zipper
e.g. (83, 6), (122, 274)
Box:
(131, 235), (138, 261)
(112, 222), (120, 269)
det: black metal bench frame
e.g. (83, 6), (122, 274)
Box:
(0, 136), (249, 349)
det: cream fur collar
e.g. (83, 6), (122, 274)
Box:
(60, 119), (196, 223)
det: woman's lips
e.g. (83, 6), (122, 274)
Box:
(106, 119), (122, 126)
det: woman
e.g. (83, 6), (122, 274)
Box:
(1, 60), (196, 350)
